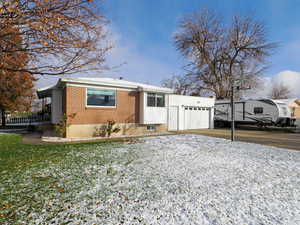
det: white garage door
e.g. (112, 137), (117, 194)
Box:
(184, 106), (210, 129)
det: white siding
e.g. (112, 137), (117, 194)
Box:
(168, 95), (215, 130)
(140, 92), (168, 124)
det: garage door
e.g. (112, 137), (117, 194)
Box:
(184, 106), (210, 129)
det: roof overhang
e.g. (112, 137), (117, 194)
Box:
(137, 86), (174, 94)
(60, 78), (174, 94)
(36, 84), (56, 98)
(60, 78), (138, 90)
(294, 99), (300, 106)
(36, 77), (174, 98)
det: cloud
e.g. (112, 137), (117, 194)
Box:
(272, 70), (300, 97)
(245, 70), (300, 99)
(243, 76), (271, 99)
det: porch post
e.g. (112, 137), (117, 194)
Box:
(1, 108), (6, 127)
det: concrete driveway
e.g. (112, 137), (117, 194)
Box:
(177, 128), (300, 150)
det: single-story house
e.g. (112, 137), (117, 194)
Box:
(276, 99), (300, 118)
(37, 77), (215, 138)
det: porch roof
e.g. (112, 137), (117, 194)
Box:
(36, 84), (56, 98)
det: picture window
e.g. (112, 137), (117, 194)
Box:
(87, 88), (116, 107)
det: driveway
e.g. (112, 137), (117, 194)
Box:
(178, 128), (300, 150)
(14, 134), (300, 225)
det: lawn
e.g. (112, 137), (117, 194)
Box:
(0, 134), (134, 224)
(1, 133), (299, 225)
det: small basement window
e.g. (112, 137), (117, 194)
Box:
(147, 93), (165, 107)
(87, 88), (116, 107)
(147, 125), (156, 130)
(254, 107), (263, 114)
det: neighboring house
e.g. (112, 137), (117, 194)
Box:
(37, 77), (215, 138)
(276, 99), (300, 118)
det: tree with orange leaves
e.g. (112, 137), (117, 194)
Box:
(0, 0), (110, 76)
(0, 0), (110, 126)
(0, 25), (36, 127)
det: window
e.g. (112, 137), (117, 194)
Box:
(254, 107), (263, 114)
(147, 93), (165, 107)
(147, 93), (156, 107)
(156, 94), (165, 107)
(87, 88), (116, 107)
(147, 125), (156, 130)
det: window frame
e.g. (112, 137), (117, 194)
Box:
(86, 88), (117, 108)
(146, 92), (165, 108)
(147, 92), (156, 107)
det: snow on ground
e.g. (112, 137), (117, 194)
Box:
(295, 118), (300, 127)
(9, 135), (300, 224)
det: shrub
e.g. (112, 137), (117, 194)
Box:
(94, 120), (121, 137)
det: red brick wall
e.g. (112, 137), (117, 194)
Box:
(65, 86), (139, 125)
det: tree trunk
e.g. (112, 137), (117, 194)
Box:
(1, 108), (6, 127)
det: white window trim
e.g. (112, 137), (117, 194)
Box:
(85, 87), (117, 108)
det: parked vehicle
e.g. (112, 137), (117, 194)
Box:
(214, 99), (296, 127)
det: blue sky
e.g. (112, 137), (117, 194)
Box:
(102, 0), (300, 83)
(37, 0), (300, 97)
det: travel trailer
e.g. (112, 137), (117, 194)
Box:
(214, 99), (296, 127)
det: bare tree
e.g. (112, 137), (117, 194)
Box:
(174, 9), (277, 99)
(0, 0), (111, 76)
(269, 82), (291, 99)
(161, 75), (192, 95)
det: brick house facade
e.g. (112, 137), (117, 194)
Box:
(37, 78), (173, 138)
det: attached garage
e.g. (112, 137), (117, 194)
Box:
(168, 95), (215, 131)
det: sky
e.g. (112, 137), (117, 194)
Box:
(37, 0), (300, 98)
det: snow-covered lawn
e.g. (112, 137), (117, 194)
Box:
(2, 134), (300, 224)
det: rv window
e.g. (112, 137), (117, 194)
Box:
(147, 93), (165, 107)
(254, 107), (263, 114)
(87, 88), (116, 107)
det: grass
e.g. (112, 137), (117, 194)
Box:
(0, 134), (133, 224)
(0, 125), (28, 130)
(0, 134), (112, 171)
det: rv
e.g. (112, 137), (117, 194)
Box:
(214, 99), (296, 127)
